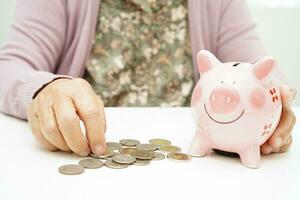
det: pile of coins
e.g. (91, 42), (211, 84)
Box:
(58, 139), (191, 175)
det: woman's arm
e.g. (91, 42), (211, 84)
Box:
(0, 0), (107, 156)
(0, 0), (68, 119)
(216, 0), (266, 63)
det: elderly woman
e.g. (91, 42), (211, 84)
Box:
(0, 0), (296, 157)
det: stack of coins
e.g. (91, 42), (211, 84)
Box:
(58, 138), (191, 175)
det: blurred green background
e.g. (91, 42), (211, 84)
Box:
(0, 0), (299, 105)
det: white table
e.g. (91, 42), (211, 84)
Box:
(0, 107), (299, 200)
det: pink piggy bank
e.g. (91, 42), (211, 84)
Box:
(189, 50), (283, 168)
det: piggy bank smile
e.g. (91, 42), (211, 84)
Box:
(204, 104), (245, 124)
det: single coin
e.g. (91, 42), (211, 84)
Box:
(119, 139), (140, 147)
(153, 152), (165, 161)
(159, 145), (181, 153)
(105, 157), (113, 161)
(119, 147), (138, 155)
(105, 153), (122, 161)
(105, 160), (129, 169)
(112, 154), (136, 164)
(58, 164), (85, 175)
(167, 152), (191, 161)
(106, 142), (122, 150)
(132, 150), (154, 160)
(136, 143), (158, 151)
(79, 158), (104, 169)
(149, 139), (171, 146)
(133, 159), (151, 166)
(90, 149), (115, 159)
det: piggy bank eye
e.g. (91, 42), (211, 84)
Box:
(221, 81), (224, 84)
(233, 81), (236, 84)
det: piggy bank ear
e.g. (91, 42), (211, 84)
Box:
(197, 50), (221, 74)
(252, 57), (277, 80)
(191, 82), (201, 107)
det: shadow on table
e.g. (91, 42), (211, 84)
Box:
(211, 148), (289, 165)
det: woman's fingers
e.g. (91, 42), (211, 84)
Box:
(35, 99), (71, 152)
(73, 93), (106, 156)
(96, 96), (107, 133)
(260, 141), (273, 155)
(27, 78), (108, 156)
(279, 136), (292, 153)
(53, 95), (91, 156)
(261, 136), (293, 155)
(262, 85), (297, 154)
(72, 79), (106, 156)
(268, 105), (296, 150)
(27, 104), (58, 151)
(279, 85), (297, 105)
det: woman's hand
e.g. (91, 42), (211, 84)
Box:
(27, 78), (106, 157)
(261, 85), (297, 154)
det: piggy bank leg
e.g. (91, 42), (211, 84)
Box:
(239, 145), (261, 169)
(188, 130), (211, 157)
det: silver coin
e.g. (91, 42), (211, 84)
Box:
(106, 142), (122, 150)
(58, 164), (85, 175)
(105, 160), (129, 169)
(132, 150), (154, 160)
(119, 139), (140, 147)
(119, 147), (138, 155)
(104, 157), (113, 161)
(112, 154), (136, 164)
(149, 139), (171, 146)
(158, 145), (181, 153)
(136, 143), (158, 151)
(167, 152), (191, 161)
(153, 152), (165, 161)
(133, 159), (151, 166)
(79, 159), (104, 169)
(90, 149), (115, 159)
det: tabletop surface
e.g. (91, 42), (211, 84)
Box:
(0, 107), (299, 200)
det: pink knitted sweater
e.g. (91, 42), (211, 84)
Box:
(0, 0), (266, 119)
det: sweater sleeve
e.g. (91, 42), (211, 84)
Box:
(216, 0), (267, 63)
(0, 0), (70, 119)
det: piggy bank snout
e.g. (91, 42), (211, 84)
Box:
(209, 88), (240, 114)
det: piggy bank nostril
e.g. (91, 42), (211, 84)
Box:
(209, 89), (240, 114)
(227, 97), (231, 103)
(211, 94), (216, 101)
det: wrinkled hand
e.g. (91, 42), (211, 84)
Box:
(261, 85), (297, 154)
(27, 78), (106, 156)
